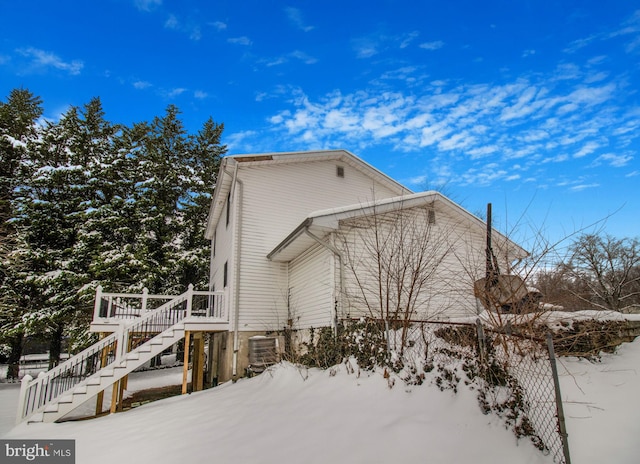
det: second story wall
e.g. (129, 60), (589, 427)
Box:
(235, 157), (405, 331)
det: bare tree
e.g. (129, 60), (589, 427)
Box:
(335, 199), (464, 349)
(565, 234), (640, 313)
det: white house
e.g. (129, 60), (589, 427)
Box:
(205, 149), (525, 381)
(16, 148), (527, 424)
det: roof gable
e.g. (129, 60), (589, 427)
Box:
(205, 149), (411, 239)
(267, 191), (528, 263)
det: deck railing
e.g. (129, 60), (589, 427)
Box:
(17, 285), (225, 423)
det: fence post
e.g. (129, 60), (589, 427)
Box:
(186, 284), (194, 318)
(546, 332), (572, 464)
(115, 330), (125, 364)
(384, 318), (391, 359)
(141, 287), (149, 314)
(475, 319), (486, 363)
(93, 285), (103, 320)
(15, 375), (33, 424)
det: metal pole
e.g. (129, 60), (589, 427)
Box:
(546, 332), (572, 464)
(475, 319), (486, 363)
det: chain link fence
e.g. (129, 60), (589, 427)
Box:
(392, 321), (571, 464)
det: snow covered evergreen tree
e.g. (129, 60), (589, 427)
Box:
(125, 105), (225, 294)
(11, 106), (93, 366)
(0, 89), (43, 378)
(1, 90), (225, 371)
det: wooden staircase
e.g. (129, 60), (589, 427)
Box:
(16, 285), (227, 424)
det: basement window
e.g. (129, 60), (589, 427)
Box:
(336, 166), (345, 178)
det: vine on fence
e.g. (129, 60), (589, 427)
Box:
(297, 318), (568, 463)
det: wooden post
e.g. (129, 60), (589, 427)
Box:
(110, 381), (120, 414)
(182, 331), (191, 394)
(117, 378), (125, 412)
(192, 332), (205, 392)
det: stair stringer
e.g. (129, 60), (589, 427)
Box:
(33, 323), (186, 424)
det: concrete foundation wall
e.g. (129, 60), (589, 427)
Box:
(212, 331), (285, 382)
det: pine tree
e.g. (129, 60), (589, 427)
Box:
(0, 89), (43, 379)
(1, 92), (226, 372)
(126, 106), (225, 293)
(174, 117), (225, 289)
(12, 109), (90, 366)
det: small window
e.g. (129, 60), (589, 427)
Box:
(225, 192), (231, 227)
(336, 166), (344, 178)
(212, 232), (216, 257)
(223, 261), (228, 287)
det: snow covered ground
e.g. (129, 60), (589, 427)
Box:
(1, 338), (639, 463)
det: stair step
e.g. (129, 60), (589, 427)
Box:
(18, 314), (192, 424)
(43, 403), (59, 413)
(27, 412), (44, 424)
(73, 386), (88, 395)
(58, 395), (73, 404)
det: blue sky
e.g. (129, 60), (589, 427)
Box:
(1, 0), (639, 251)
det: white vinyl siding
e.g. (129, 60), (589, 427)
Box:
(235, 159), (401, 331)
(288, 244), (334, 329)
(337, 204), (489, 321)
(209, 191), (235, 323)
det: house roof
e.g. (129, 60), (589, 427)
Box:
(205, 149), (412, 239)
(267, 191), (529, 263)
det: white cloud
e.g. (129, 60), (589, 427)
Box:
(167, 88), (187, 98)
(570, 183), (600, 192)
(134, 0), (161, 12)
(400, 31), (420, 49)
(284, 7), (315, 32)
(352, 37), (379, 58)
(228, 36), (252, 46)
(574, 141), (601, 158)
(163, 14), (201, 41)
(289, 50), (318, 65)
(165, 14), (178, 29)
(584, 71), (609, 83)
(250, 35), (633, 191)
(419, 41), (444, 51)
(209, 21), (227, 31)
(133, 80), (152, 89)
(406, 175), (428, 186)
(593, 153), (633, 167)
(468, 145), (498, 159)
(189, 26), (202, 41)
(17, 47), (83, 75)
(194, 90), (208, 99)
(353, 32), (425, 58)
(225, 130), (260, 151)
(438, 131), (476, 151)
(625, 35), (640, 53)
